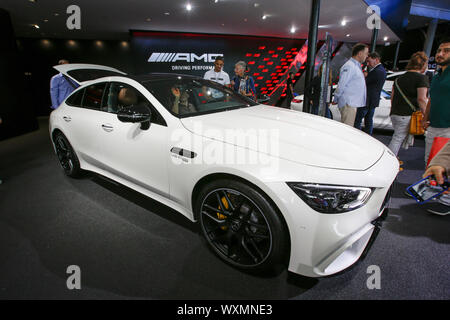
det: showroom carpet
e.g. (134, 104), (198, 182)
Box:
(0, 117), (448, 300)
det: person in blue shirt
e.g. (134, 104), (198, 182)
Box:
(50, 59), (77, 109)
(333, 43), (369, 126)
(231, 61), (256, 101)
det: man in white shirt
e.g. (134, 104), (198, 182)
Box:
(203, 56), (230, 87)
(333, 43), (369, 126)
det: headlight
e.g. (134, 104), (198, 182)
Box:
(287, 182), (374, 214)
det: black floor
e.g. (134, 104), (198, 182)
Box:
(0, 117), (449, 300)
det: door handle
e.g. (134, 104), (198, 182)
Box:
(101, 124), (114, 132)
(63, 116), (72, 122)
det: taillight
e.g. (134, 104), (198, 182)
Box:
(292, 98), (303, 103)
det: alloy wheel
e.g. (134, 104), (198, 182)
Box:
(200, 188), (273, 268)
(55, 135), (74, 174)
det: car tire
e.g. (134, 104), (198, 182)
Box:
(53, 132), (82, 178)
(195, 178), (289, 273)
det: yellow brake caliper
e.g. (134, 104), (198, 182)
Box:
(217, 196), (229, 230)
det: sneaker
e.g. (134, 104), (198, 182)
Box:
(426, 202), (450, 216)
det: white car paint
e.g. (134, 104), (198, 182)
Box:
(384, 71), (406, 93)
(290, 71), (410, 131)
(290, 90), (394, 131)
(50, 64), (399, 277)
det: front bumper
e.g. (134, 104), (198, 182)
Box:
(314, 205), (389, 276)
(263, 151), (397, 278)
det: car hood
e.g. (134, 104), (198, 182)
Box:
(180, 105), (385, 171)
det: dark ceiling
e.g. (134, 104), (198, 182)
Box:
(2, 0), (400, 43)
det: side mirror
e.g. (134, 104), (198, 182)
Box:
(117, 105), (152, 124)
(257, 95), (270, 104)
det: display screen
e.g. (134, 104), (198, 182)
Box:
(130, 31), (307, 98)
(407, 175), (449, 203)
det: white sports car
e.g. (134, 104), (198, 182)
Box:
(50, 64), (399, 277)
(384, 71), (407, 93)
(290, 87), (394, 130)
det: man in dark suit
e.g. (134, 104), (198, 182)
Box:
(354, 52), (387, 135)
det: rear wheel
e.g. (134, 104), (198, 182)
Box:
(196, 179), (288, 273)
(53, 132), (81, 178)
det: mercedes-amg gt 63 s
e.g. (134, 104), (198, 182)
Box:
(50, 64), (398, 277)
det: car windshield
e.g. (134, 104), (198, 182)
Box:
(141, 78), (258, 118)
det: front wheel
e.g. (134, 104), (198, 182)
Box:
(195, 179), (289, 273)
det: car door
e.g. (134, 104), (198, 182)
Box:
(374, 90), (393, 129)
(61, 82), (110, 165)
(94, 82), (170, 198)
(54, 64), (128, 166)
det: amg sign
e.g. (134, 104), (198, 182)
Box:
(148, 52), (223, 63)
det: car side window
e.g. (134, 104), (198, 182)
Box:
(104, 82), (166, 126)
(82, 83), (107, 110)
(66, 88), (85, 107)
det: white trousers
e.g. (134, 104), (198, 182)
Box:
(339, 105), (357, 126)
(388, 115), (411, 156)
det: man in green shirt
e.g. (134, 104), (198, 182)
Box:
(423, 38), (450, 215)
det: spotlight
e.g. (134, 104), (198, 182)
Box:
(186, 3), (192, 11)
(383, 36), (388, 41)
(341, 19), (347, 26)
(290, 27), (296, 34)
(262, 15), (267, 20)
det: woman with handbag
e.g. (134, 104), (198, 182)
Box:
(387, 52), (429, 163)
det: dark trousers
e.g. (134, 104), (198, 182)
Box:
(354, 106), (376, 135)
(286, 92), (293, 108)
(312, 104), (333, 119)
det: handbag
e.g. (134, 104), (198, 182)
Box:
(394, 79), (425, 135)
